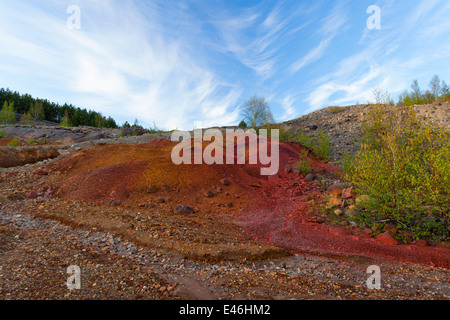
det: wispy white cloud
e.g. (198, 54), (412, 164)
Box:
(303, 0), (450, 113)
(1, 0), (450, 129)
(290, 4), (347, 73)
(290, 37), (333, 73)
(0, 1), (243, 130)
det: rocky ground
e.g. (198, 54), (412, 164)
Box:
(0, 104), (449, 300)
(281, 102), (450, 163)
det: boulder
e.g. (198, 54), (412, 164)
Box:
(327, 183), (351, 196)
(305, 173), (317, 181)
(329, 226), (352, 236)
(26, 191), (38, 199)
(203, 191), (214, 198)
(328, 197), (342, 206)
(161, 184), (172, 192)
(146, 186), (158, 193)
(414, 239), (430, 247)
(375, 231), (399, 245)
(174, 205), (195, 215)
(341, 187), (355, 199)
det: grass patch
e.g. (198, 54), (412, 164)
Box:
(327, 106), (346, 114)
(295, 149), (313, 174)
(294, 129), (331, 161)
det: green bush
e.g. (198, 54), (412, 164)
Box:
(314, 129), (331, 161)
(295, 149), (313, 174)
(338, 152), (354, 172)
(327, 106), (346, 114)
(27, 138), (36, 146)
(294, 129), (331, 161)
(295, 131), (313, 149)
(258, 123), (290, 142)
(8, 137), (21, 147)
(20, 113), (34, 125)
(344, 105), (450, 241)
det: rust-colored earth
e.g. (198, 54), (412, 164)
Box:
(0, 138), (13, 146)
(50, 135), (450, 269)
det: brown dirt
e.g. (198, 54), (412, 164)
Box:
(0, 138), (13, 146)
(0, 146), (60, 168)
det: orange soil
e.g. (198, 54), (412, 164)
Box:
(0, 138), (13, 146)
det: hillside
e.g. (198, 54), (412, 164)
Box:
(281, 102), (450, 163)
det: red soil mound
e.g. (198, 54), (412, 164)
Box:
(51, 136), (450, 268)
(53, 136), (309, 207)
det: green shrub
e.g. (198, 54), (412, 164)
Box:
(294, 129), (331, 161)
(295, 149), (313, 174)
(344, 105), (450, 241)
(295, 131), (313, 149)
(20, 113), (34, 125)
(314, 129), (331, 161)
(8, 137), (21, 147)
(27, 138), (36, 146)
(328, 106), (345, 114)
(258, 123), (290, 142)
(338, 152), (354, 172)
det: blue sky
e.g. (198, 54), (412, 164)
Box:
(0, 0), (449, 130)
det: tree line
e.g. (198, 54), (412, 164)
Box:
(0, 88), (118, 128)
(396, 75), (450, 106)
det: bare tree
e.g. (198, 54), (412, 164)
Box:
(372, 85), (393, 105)
(29, 101), (44, 120)
(429, 74), (440, 101)
(242, 95), (274, 128)
(410, 79), (421, 104)
(441, 80), (449, 95)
